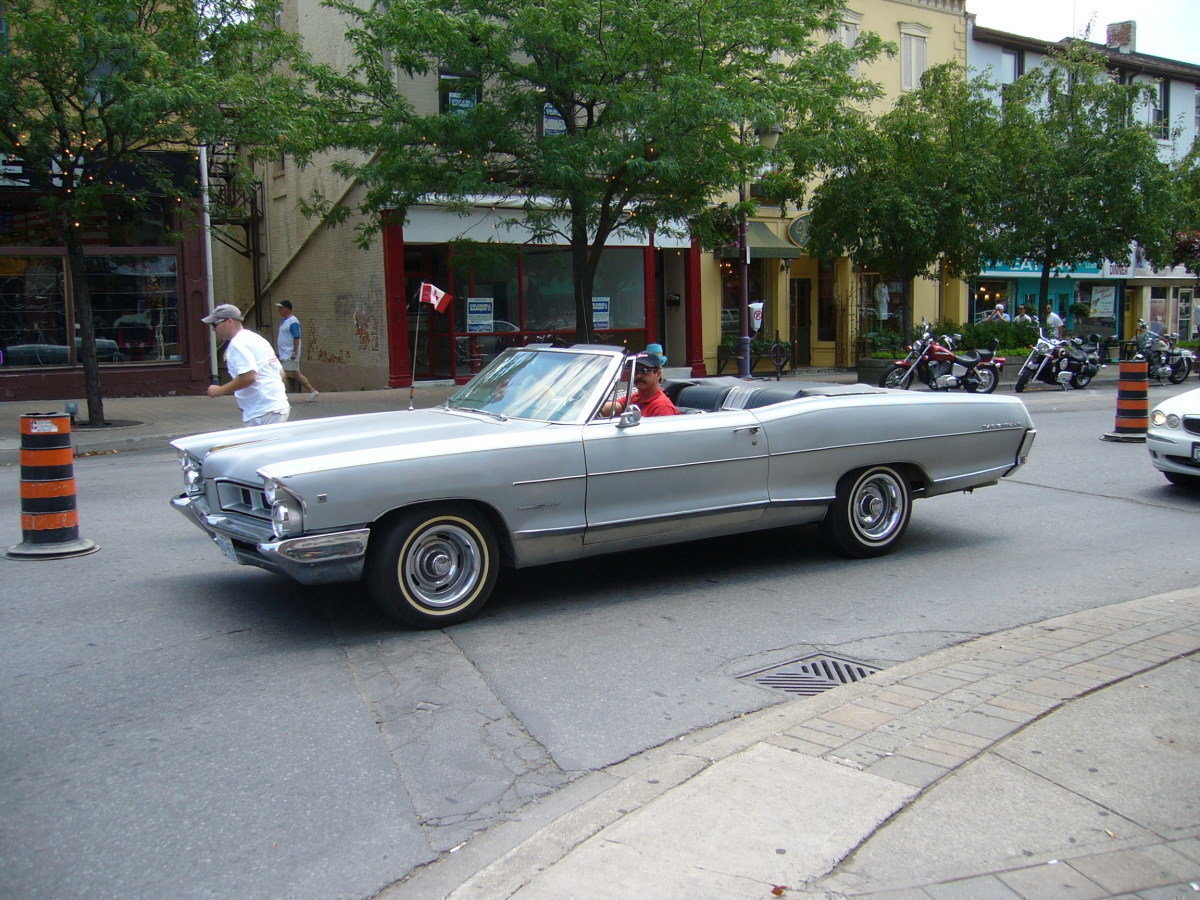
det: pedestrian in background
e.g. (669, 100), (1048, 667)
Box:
(1041, 305), (1064, 339)
(1014, 305), (1034, 325)
(276, 300), (319, 401)
(203, 303), (291, 426)
(984, 303), (1009, 323)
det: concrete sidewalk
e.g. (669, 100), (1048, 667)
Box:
(388, 589), (1200, 899)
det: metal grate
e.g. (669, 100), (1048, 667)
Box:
(739, 653), (880, 697)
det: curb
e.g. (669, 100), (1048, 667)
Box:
(382, 587), (1200, 899)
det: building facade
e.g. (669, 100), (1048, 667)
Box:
(0, 152), (212, 402)
(969, 19), (1200, 341)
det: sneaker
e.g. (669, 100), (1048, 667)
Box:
(308, 391), (319, 402)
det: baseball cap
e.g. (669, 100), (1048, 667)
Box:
(201, 303), (244, 324)
(276, 300), (293, 310)
(637, 343), (667, 368)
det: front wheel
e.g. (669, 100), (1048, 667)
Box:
(1014, 365), (1034, 394)
(965, 367), (998, 394)
(821, 466), (912, 558)
(879, 364), (912, 389)
(1069, 371), (1093, 389)
(1168, 358), (1192, 385)
(366, 505), (500, 628)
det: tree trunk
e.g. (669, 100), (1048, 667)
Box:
(64, 233), (106, 426)
(1038, 259), (1052, 313)
(570, 209), (595, 344)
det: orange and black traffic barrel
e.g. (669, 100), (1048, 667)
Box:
(5, 412), (99, 560)
(1101, 360), (1148, 443)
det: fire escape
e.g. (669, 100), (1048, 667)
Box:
(205, 143), (265, 327)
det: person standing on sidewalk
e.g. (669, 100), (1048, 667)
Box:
(202, 303), (291, 427)
(275, 300), (319, 401)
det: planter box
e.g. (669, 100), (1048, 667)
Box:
(856, 358), (892, 384)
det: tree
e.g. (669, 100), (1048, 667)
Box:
(305, 0), (885, 342)
(1169, 140), (1200, 275)
(985, 42), (1175, 310)
(806, 63), (1002, 288)
(0, 0), (309, 424)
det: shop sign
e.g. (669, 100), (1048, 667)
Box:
(467, 298), (494, 333)
(1091, 285), (1116, 316)
(592, 297), (610, 330)
(982, 259), (1102, 276)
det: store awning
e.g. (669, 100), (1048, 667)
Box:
(715, 221), (805, 260)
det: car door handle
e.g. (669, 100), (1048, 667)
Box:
(733, 426), (760, 435)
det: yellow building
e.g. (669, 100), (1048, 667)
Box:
(699, 0), (969, 374)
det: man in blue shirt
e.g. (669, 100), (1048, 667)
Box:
(276, 300), (319, 401)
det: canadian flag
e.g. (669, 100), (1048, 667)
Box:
(418, 282), (452, 314)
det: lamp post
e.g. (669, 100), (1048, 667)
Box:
(737, 124), (783, 379)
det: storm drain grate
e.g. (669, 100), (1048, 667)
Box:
(739, 653), (881, 697)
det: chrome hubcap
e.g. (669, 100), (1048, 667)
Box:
(403, 523), (482, 609)
(852, 473), (904, 542)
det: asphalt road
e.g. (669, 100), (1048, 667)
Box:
(2, 382), (1198, 897)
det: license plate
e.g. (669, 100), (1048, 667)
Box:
(213, 534), (238, 562)
(1193, 443), (1200, 463)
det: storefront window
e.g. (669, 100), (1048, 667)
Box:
(0, 256), (68, 366)
(86, 255), (180, 362)
(972, 281), (1009, 322)
(0, 253), (179, 367)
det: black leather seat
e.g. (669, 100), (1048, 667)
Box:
(675, 383), (735, 411)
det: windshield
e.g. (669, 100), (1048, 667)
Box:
(445, 348), (613, 423)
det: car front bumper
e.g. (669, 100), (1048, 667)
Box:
(172, 493), (369, 585)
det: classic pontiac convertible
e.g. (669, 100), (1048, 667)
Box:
(172, 344), (1036, 627)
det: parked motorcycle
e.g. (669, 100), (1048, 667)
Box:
(879, 321), (1003, 393)
(1013, 328), (1104, 392)
(1134, 320), (1193, 384)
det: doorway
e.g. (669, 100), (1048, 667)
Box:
(789, 277), (812, 366)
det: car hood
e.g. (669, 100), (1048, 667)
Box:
(1152, 386), (1200, 417)
(171, 407), (557, 484)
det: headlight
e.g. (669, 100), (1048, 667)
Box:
(1150, 410), (1180, 428)
(1168, 413), (1181, 428)
(178, 452), (204, 494)
(269, 487), (304, 539)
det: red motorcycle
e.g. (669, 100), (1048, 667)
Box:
(879, 322), (1004, 393)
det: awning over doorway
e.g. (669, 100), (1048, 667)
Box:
(715, 221), (805, 260)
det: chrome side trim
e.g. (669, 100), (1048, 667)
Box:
(512, 473), (586, 487)
(587, 455), (765, 478)
(770, 426), (1026, 459)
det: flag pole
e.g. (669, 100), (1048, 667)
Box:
(409, 285), (422, 410)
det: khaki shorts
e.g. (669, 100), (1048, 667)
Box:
(246, 409), (290, 427)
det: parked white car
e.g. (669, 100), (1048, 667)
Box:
(1147, 386), (1200, 487)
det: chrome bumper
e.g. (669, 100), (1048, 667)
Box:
(171, 494), (369, 585)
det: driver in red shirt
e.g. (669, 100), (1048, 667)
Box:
(603, 344), (679, 417)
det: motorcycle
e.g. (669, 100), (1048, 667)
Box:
(1013, 328), (1104, 392)
(879, 321), (1003, 393)
(1134, 320), (1193, 384)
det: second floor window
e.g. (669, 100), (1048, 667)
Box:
(439, 72), (480, 116)
(900, 23), (930, 92)
(1152, 79), (1169, 140)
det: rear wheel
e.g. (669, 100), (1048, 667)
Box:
(367, 505), (499, 628)
(966, 367), (998, 394)
(1069, 372), (1093, 389)
(822, 466), (912, 558)
(879, 364), (912, 389)
(1014, 366), (1033, 393)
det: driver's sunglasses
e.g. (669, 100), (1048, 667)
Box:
(634, 363), (658, 373)
(209, 318), (228, 330)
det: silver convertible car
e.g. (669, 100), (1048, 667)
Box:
(172, 344), (1036, 627)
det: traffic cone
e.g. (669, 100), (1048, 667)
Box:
(1101, 360), (1148, 443)
(6, 412), (100, 559)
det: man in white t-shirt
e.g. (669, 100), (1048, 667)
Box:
(276, 300), (318, 401)
(202, 303), (291, 426)
(1041, 305), (1064, 339)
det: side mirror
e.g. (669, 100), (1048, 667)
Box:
(618, 405), (642, 428)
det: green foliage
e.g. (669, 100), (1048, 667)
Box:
(304, 0), (887, 339)
(985, 42), (1175, 304)
(807, 63), (1002, 283)
(0, 0), (312, 423)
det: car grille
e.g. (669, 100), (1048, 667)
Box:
(1164, 455), (1200, 470)
(215, 480), (271, 520)
(1183, 416), (1200, 437)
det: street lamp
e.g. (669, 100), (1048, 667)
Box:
(737, 124), (784, 379)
